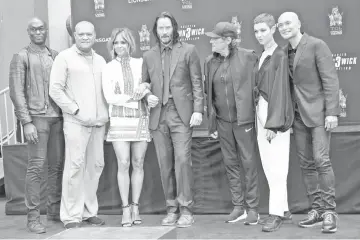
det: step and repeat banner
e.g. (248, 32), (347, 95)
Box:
(71, 0), (360, 131)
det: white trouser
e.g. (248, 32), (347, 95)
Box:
(256, 96), (290, 217)
(60, 121), (105, 225)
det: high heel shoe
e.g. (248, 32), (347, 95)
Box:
(131, 202), (142, 225)
(122, 204), (132, 227)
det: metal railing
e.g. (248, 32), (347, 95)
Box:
(0, 87), (24, 159)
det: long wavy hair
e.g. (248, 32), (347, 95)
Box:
(107, 28), (136, 60)
(152, 11), (180, 45)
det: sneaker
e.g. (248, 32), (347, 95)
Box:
(225, 207), (247, 223)
(298, 209), (323, 228)
(64, 222), (81, 229)
(281, 211), (293, 223)
(262, 215), (283, 232)
(321, 211), (338, 233)
(27, 220), (46, 234)
(244, 210), (260, 225)
(176, 214), (194, 228)
(161, 213), (179, 226)
(84, 216), (105, 226)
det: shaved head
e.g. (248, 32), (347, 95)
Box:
(277, 11), (301, 41)
(74, 21), (96, 53)
(27, 17), (47, 30)
(27, 17), (47, 45)
(75, 21), (95, 34)
(278, 12), (300, 25)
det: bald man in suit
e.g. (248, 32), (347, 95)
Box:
(277, 12), (340, 234)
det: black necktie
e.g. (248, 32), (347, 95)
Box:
(163, 47), (170, 105)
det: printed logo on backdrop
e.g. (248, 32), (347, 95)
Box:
(139, 24), (151, 51)
(328, 6), (343, 35)
(128, 0), (151, 3)
(231, 16), (242, 48)
(95, 37), (110, 43)
(94, 0), (105, 18)
(180, 0), (192, 9)
(178, 24), (205, 42)
(333, 53), (357, 71)
(339, 89), (347, 118)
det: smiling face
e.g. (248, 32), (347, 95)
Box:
(113, 33), (129, 58)
(277, 13), (301, 40)
(27, 19), (47, 45)
(254, 22), (275, 46)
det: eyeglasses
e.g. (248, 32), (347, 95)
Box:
(277, 21), (292, 29)
(29, 27), (46, 33)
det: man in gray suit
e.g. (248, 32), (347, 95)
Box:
(141, 11), (204, 228)
(277, 12), (340, 234)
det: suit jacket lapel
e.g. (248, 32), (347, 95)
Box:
(284, 44), (293, 79)
(152, 45), (163, 88)
(293, 33), (308, 72)
(170, 42), (182, 79)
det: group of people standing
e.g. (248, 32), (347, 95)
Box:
(9, 9), (339, 236)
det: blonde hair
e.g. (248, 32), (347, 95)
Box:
(107, 28), (136, 59)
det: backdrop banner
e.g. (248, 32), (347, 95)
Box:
(72, 0), (360, 131)
(4, 134), (360, 215)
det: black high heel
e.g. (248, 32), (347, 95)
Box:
(131, 202), (142, 225)
(122, 204), (132, 227)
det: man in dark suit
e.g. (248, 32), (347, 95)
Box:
(141, 11), (203, 228)
(277, 12), (340, 234)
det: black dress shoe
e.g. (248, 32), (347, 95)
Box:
(298, 210), (323, 228)
(262, 215), (283, 232)
(321, 211), (338, 233)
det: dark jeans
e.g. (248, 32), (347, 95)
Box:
(25, 116), (65, 221)
(293, 113), (336, 213)
(151, 99), (193, 214)
(216, 119), (260, 211)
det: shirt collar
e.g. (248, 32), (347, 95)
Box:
(288, 43), (297, 53)
(161, 43), (173, 53)
(73, 45), (95, 56)
(28, 42), (49, 54)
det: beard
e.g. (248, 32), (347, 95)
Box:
(159, 34), (172, 45)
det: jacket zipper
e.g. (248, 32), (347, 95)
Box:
(222, 60), (232, 122)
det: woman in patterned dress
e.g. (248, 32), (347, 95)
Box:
(102, 28), (151, 227)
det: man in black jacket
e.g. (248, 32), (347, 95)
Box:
(204, 22), (260, 225)
(9, 17), (64, 234)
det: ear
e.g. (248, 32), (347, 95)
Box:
(225, 37), (232, 44)
(270, 25), (276, 34)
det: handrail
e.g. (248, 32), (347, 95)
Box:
(0, 86), (24, 160)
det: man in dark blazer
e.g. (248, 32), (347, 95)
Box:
(141, 11), (203, 228)
(278, 12), (340, 234)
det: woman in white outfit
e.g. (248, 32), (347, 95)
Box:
(102, 28), (151, 227)
(253, 13), (294, 232)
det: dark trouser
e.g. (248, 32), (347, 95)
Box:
(293, 113), (336, 213)
(216, 119), (260, 211)
(151, 99), (193, 214)
(25, 116), (65, 221)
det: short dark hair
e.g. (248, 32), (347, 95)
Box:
(152, 11), (180, 44)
